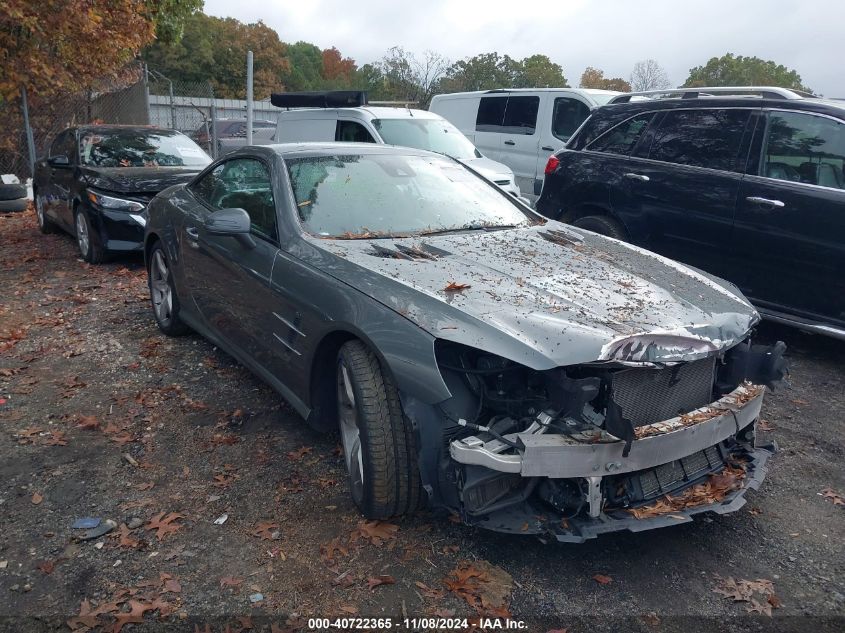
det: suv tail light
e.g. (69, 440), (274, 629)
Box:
(544, 155), (560, 176)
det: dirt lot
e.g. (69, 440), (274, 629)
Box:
(0, 207), (843, 633)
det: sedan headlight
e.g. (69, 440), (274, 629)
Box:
(87, 190), (145, 212)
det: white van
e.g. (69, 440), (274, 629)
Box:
(429, 89), (620, 200)
(273, 104), (521, 198)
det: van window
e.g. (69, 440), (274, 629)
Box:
(502, 96), (539, 135)
(335, 121), (375, 143)
(476, 97), (508, 132)
(372, 118), (480, 160)
(552, 98), (591, 141)
(648, 109), (750, 171)
(587, 113), (655, 156)
(760, 111), (845, 189)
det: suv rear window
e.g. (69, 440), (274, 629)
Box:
(648, 109), (751, 171)
(587, 113), (655, 155)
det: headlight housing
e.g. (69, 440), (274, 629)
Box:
(87, 190), (145, 213)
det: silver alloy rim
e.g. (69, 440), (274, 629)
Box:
(337, 360), (364, 500)
(35, 197), (44, 227)
(75, 213), (89, 256)
(150, 250), (173, 325)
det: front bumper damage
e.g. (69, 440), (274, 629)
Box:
(449, 384), (774, 542)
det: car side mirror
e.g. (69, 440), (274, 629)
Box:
(48, 155), (70, 167)
(205, 207), (255, 248)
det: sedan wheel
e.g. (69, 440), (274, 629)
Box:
(74, 209), (104, 263)
(35, 194), (55, 234)
(147, 242), (190, 336)
(336, 340), (422, 519)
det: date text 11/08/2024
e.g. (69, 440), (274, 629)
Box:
(306, 617), (528, 630)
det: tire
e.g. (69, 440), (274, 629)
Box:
(34, 193), (56, 233)
(0, 198), (28, 212)
(74, 208), (105, 264)
(337, 340), (422, 519)
(147, 242), (190, 336)
(0, 183), (26, 201)
(573, 214), (628, 241)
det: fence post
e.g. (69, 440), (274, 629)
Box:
(246, 50), (254, 146)
(169, 80), (177, 130)
(20, 86), (37, 179)
(142, 64), (152, 125)
(210, 101), (218, 159)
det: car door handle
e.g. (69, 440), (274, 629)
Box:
(746, 196), (785, 209)
(623, 173), (650, 182)
(504, 140), (516, 146)
(541, 146), (555, 151)
(185, 226), (200, 240)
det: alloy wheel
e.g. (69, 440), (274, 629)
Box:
(149, 250), (173, 326)
(75, 213), (90, 257)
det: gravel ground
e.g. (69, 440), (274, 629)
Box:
(0, 206), (843, 633)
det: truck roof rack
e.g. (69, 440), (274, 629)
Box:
(270, 91), (368, 109)
(608, 86), (811, 104)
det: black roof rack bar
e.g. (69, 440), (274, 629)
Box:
(270, 90), (368, 109)
(608, 86), (807, 104)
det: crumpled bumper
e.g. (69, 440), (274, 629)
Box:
(449, 384), (774, 541)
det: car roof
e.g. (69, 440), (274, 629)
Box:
(597, 95), (845, 118)
(264, 142), (443, 159)
(433, 88), (620, 98)
(277, 106), (443, 122)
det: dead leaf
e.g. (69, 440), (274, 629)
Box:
(320, 536), (349, 563)
(443, 560), (513, 615)
(75, 415), (100, 430)
(367, 575), (395, 591)
(116, 524), (140, 549)
(339, 605), (358, 614)
(145, 512), (185, 541)
(593, 574), (613, 585)
(163, 578), (181, 593)
(821, 487), (844, 506)
(286, 446), (313, 461)
(220, 576), (243, 590)
(352, 520), (399, 545)
(251, 521), (280, 540)
(746, 598), (773, 616)
(31, 492), (43, 505)
(444, 281), (471, 292)
(757, 418), (774, 431)
(36, 560), (55, 574)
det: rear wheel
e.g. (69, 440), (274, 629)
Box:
(35, 192), (56, 234)
(148, 242), (190, 336)
(74, 209), (105, 263)
(573, 214), (628, 241)
(337, 340), (421, 519)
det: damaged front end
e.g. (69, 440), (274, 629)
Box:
(418, 335), (786, 543)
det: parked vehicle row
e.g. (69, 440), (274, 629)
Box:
(535, 87), (845, 340)
(31, 91), (788, 542)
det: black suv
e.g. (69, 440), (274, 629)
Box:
(536, 87), (845, 339)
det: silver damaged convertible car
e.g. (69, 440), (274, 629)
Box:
(144, 143), (786, 542)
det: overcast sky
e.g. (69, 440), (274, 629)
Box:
(203, 0), (844, 97)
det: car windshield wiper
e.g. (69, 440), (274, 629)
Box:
(420, 224), (523, 237)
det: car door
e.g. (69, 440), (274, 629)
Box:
(534, 96), (593, 197)
(734, 109), (845, 325)
(48, 130), (80, 230)
(497, 95), (542, 196)
(619, 107), (755, 278)
(180, 157), (282, 363)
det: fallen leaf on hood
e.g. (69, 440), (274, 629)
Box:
(145, 512), (185, 541)
(444, 281), (471, 292)
(367, 575), (395, 591)
(592, 574), (613, 585)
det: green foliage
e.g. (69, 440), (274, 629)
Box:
(145, 0), (204, 44)
(684, 53), (811, 92)
(440, 52), (567, 93)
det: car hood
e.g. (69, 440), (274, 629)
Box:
(81, 166), (203, 194)
(306, 222), (759, 369)
(457, 156), (514, 182)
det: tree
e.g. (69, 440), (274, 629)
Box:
(513, 55), (567, 88)
(282, 41), (324, 92)
(630, 59), (671, 91)
(440, 52), (519, 93)
(683, 53), (810, 92)
(321, 47), (357, 87)
(579, 67), (631, 92)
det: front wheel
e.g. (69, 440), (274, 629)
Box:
(74, 209), (105, 263)
(147, 242), (190, 336)
(35, 193), (56, 234)
(337, 340), (422, 519)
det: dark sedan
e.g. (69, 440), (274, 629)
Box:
(33, 125), (211, 263)
(144, 143), (784, 542)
